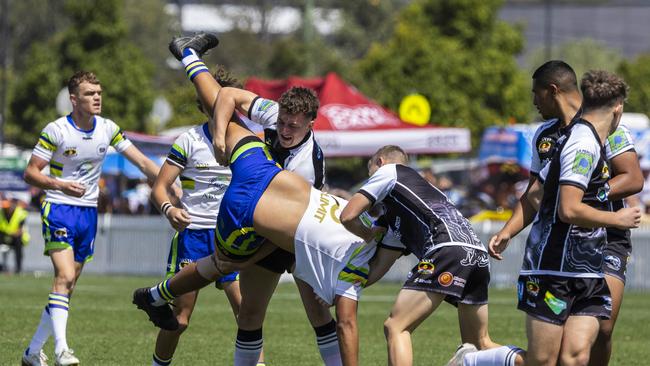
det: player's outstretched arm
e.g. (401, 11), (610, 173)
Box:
(366, 247), (401, 287)
(608, 150), (644, 201)
(152, 161), (191, 232)
(489, 176), (539, 260)
(558, 184), (641, 229)
(24, 155), (86, 197)
(340, 193), (374, 242)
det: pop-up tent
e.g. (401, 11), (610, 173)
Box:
(245, 72), (471, 157)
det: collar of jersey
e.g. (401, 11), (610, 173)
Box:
(66, 114), (96, 134)
(202, 122), (212, 142)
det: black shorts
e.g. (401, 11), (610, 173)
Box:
(517, 275), (611, 325)
(255, 248), (295, 274)
(403, 245), (490, 306)
(603, 240), (631, 283)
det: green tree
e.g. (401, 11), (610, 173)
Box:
(354, 0), (529, 141)
(618, 54), (650, 119)
(527, 39), (623, 83)
(8, 0), (154, 146)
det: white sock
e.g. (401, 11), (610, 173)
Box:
(234, 328), (263, 366)
(27, 305), (52, 354)
(463, 345), (524, 366)
(315, 321), (342, 366)
(181, 48), (200, 68)
(150, 279), (175, 306)
(48, 293), (70, 355)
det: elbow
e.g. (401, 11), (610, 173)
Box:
(339, 211), (356, 229)
(628, 175), (644, 195)
(558, 205), (577, 223)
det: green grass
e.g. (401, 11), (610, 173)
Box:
(1, 275), (648, 365)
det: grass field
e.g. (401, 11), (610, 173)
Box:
(1, 275), (649, 365)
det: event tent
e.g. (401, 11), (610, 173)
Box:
(245, 72), (471, 157)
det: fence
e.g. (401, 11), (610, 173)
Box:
(10, 214), (650, 290)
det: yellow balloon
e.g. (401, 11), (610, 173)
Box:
(399, 94), (431, 126)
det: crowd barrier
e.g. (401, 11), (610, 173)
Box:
(13, 214), (650, 290)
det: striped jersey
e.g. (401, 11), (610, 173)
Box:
(32, 115), (132, 207)
(358, 164), (484, 259)
(247, 96), (325, 188)
(167, 123), (231, 229)
(525, 120), (610, 277)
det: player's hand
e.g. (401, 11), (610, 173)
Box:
(614, 207), (642, 229)
(488, 230), (511, 260)
(166, 207), (191, 231)
(60, 181), (86, 197)
(213, 139), (229, 166)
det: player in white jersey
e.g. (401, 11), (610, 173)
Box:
(213, 86), (346, 366)
(21, 71), (171, 366)
(133, 33), (377, 366)
(147, 68), (265, 366)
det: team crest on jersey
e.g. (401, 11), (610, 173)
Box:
(63, 147), (77, 157)
(96, 144), (107, 155)
(417, 260), (435, 275)
(604, 255), (621, 271)
(572, 150), (594, 176)
(601, 164), (610, 179)
(438, 272), (454, 287)
(538, 138), (553, 154)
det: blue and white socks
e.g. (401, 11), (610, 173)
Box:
(48, 292), (70, 355)
(181, 48), (209, 81)
(149, 279), (176, 306)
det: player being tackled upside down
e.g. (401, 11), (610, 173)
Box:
(133, 33), (379, 366)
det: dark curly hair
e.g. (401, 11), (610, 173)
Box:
(580, 70), (628, 110)
(278, 87), (319, 120)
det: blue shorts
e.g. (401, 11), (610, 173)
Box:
(41, 201), (97, 263)
(165, 228), (216, 277)
(216, 136), (281, 260)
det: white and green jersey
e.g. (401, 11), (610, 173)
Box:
(167, 123), (231, 229)
(32, 115), (132, 207)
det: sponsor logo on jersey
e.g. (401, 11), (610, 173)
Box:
(604, 255), (621, 271)
(608, 129), (630, 154)
(195, 162), (213, 170)
(258, 100), (274, 112)
(572, 150), (594, 177)
(438, 272), (454, 287)
(63, 147), (77, 157)
(453, 276), (466, 288)
(414, 278), (432, 284)
(314, 192), (341, 224)
(544, 291), (567, 315)
(417, 260), (435, 275)
(538, 138), (553, 154)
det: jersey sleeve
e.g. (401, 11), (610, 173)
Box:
(558, 129), (601, 190)
(357, 164), (397, 205)
(107, 120), (132, 152)
(605, 125), (635, 160)
(530, 123), (547, 176)
(167, 133), (190, 169)
(32, 122), (61, 161)
(248, 97), (279, 130)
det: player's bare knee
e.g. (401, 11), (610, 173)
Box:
(383, 318), (399, 338)
(336, 316), (356, 335)
(195, 254), (221, 281)
(559, 351), (590, 366)
(54, 272), (76, 291)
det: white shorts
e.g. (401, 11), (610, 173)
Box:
(293, 188), (376, 305)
